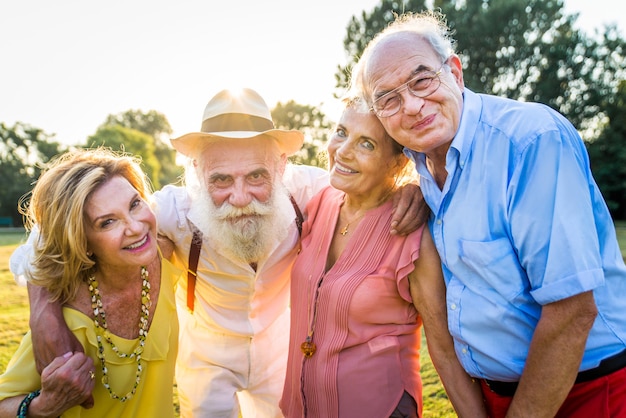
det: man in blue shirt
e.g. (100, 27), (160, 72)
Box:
(351, 10), (626, 418)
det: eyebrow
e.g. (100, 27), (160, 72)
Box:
(248, 167), (271, 178)
(373, 64), (436, 101)
(89, 192), (140, 225)
(208, 167), (270, 182)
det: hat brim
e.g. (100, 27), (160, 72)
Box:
(171, 129), (304, 157)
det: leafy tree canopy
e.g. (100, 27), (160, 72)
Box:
(86, 125), (162, 190)
(272, 101), (332, 168)
(95, 109), (183, 188)
(0, 122), (66, 224)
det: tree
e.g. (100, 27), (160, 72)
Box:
(0, 122), (66, 225)
(272, 101), (332, 168)
(587, 80), (626, 219)
(98, 109), (183, 188)
(86, 125), (163, 190)
(335, 0), (429, 97)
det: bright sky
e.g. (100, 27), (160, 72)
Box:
(1, 0), (623, 146)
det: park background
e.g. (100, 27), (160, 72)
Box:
(1, 0), (625, 416)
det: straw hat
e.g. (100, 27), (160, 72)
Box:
(171, 88), (304, 157)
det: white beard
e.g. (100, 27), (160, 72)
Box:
(186, 174), (293, 265)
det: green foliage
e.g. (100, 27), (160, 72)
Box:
(272, 101), (332, 168)
(97, 109), (183, 188)
(336, 0), (430, 96)
(587, 80), (626, 219)
(86, 125), (163, 190)
(0, 122), (67, 226)
(0, 244), (30, 373)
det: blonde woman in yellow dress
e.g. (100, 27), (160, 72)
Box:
(0, 148), (179, 417)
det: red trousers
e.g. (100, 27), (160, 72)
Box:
(480, 366), (626, 417)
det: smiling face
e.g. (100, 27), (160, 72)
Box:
(365, 32), (465, 160)
(84, 175), (158, 272)
(327, 105), (406, 203)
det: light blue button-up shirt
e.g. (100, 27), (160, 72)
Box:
(406, 88), (626, 381)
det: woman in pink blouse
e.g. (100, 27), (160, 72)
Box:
(279, 98), (485, 418)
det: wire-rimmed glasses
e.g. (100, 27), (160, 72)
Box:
(371, 64), (446, 118)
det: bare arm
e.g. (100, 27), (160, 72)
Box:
(505, 291), (597, 418)
(27, 283), (84, 374)
(409, 226), (487, 418)
(27, 283), (94, 409)
(390, 183), (430, 236)
(0, 352), (95, 418)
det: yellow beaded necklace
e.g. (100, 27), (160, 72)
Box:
(88, 266), (151, 402)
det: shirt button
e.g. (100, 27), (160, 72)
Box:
(462, 348), (468, 354)
(436, 219), (442, 225)
(450, 303), (457, 310)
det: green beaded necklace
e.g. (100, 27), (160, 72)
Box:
(88, 266), (151, 402)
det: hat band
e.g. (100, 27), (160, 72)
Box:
(201, 113), (275, 134)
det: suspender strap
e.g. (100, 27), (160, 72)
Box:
(289, 194), (303, 236)
(187, 229), (202, 312)
(185, 195), (303, 313)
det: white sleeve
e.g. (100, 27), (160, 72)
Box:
(9, 225), (39, 286)
(282, 164), (329, 212)
(153, 184), (192, 241)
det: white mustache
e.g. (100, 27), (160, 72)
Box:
(213, 200), (273, 220)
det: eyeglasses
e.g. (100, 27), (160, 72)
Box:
(370, 64), (446, 118)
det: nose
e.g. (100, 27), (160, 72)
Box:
(125, 216), (144, 235)
(227, 180), (254, 208)
(398, 89), (425, 115)
(335, 138), (355, 160)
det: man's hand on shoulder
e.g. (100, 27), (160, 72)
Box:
(391, 183), (429, 235)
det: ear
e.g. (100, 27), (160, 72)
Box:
(277, 153), (288, 177)
(447, 54), (464, 89)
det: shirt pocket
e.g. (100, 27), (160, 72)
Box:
(457, 237), (528, 302)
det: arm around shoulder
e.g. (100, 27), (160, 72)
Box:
(409, 226), (486, 417)
(27, 283), (83, 375)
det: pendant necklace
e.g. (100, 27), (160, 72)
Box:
(88, 266), (151, 402)
(301, 274), (324, 357)
(337, 194), (369, 236)
(339, 212), (366, 236)
(300, 202), (333, 358)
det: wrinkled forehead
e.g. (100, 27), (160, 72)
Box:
(363, 33), (441, 97)
(199, 136), (281, 175)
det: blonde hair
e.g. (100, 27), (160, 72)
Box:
(19, 148), (152, 304)
(351, 10), (455, 106)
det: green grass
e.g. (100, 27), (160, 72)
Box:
(615, 221), (626, 259)
(0, 229), (28, 246)
(1, 225), (625, 416)
(0, 244), (30, 371)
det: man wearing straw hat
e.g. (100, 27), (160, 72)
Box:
(15, 88), (425, 417)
